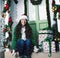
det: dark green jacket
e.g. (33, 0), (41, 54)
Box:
(11, 26), (38, 50)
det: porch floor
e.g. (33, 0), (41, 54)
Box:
(5, 51), (60, 58)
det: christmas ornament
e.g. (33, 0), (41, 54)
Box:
(8, 17), (12, 22)
(2, 12), (6, 18)
(52, 6), (57, 12)
(4, 4), (9, 10)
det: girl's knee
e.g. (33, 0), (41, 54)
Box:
(17, 39), (24, 46)
(25, 39), (31, 46)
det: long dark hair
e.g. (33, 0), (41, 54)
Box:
(16, 20), (33, 39)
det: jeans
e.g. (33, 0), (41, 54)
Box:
(16, 39), (33, 56)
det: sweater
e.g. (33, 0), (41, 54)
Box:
(11, 26), (38, 50)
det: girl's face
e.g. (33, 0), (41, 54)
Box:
(21, 19), (26, 26)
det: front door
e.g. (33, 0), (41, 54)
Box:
(25, 0), (49, 40)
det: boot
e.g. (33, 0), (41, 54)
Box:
(24, 55), (31, 58)
(20, 55), (24, 58)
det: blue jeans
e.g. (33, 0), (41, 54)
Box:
(16, 39), (33, 56)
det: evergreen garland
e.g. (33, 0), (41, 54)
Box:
(2, 0), (13, 48)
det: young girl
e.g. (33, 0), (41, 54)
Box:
(11, 14), (38, 58)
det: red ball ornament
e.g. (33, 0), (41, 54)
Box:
(9, 17), (12, 22)
(4, 4), (9, 10)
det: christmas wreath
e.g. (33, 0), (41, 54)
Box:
(30, 0), (42, 5)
